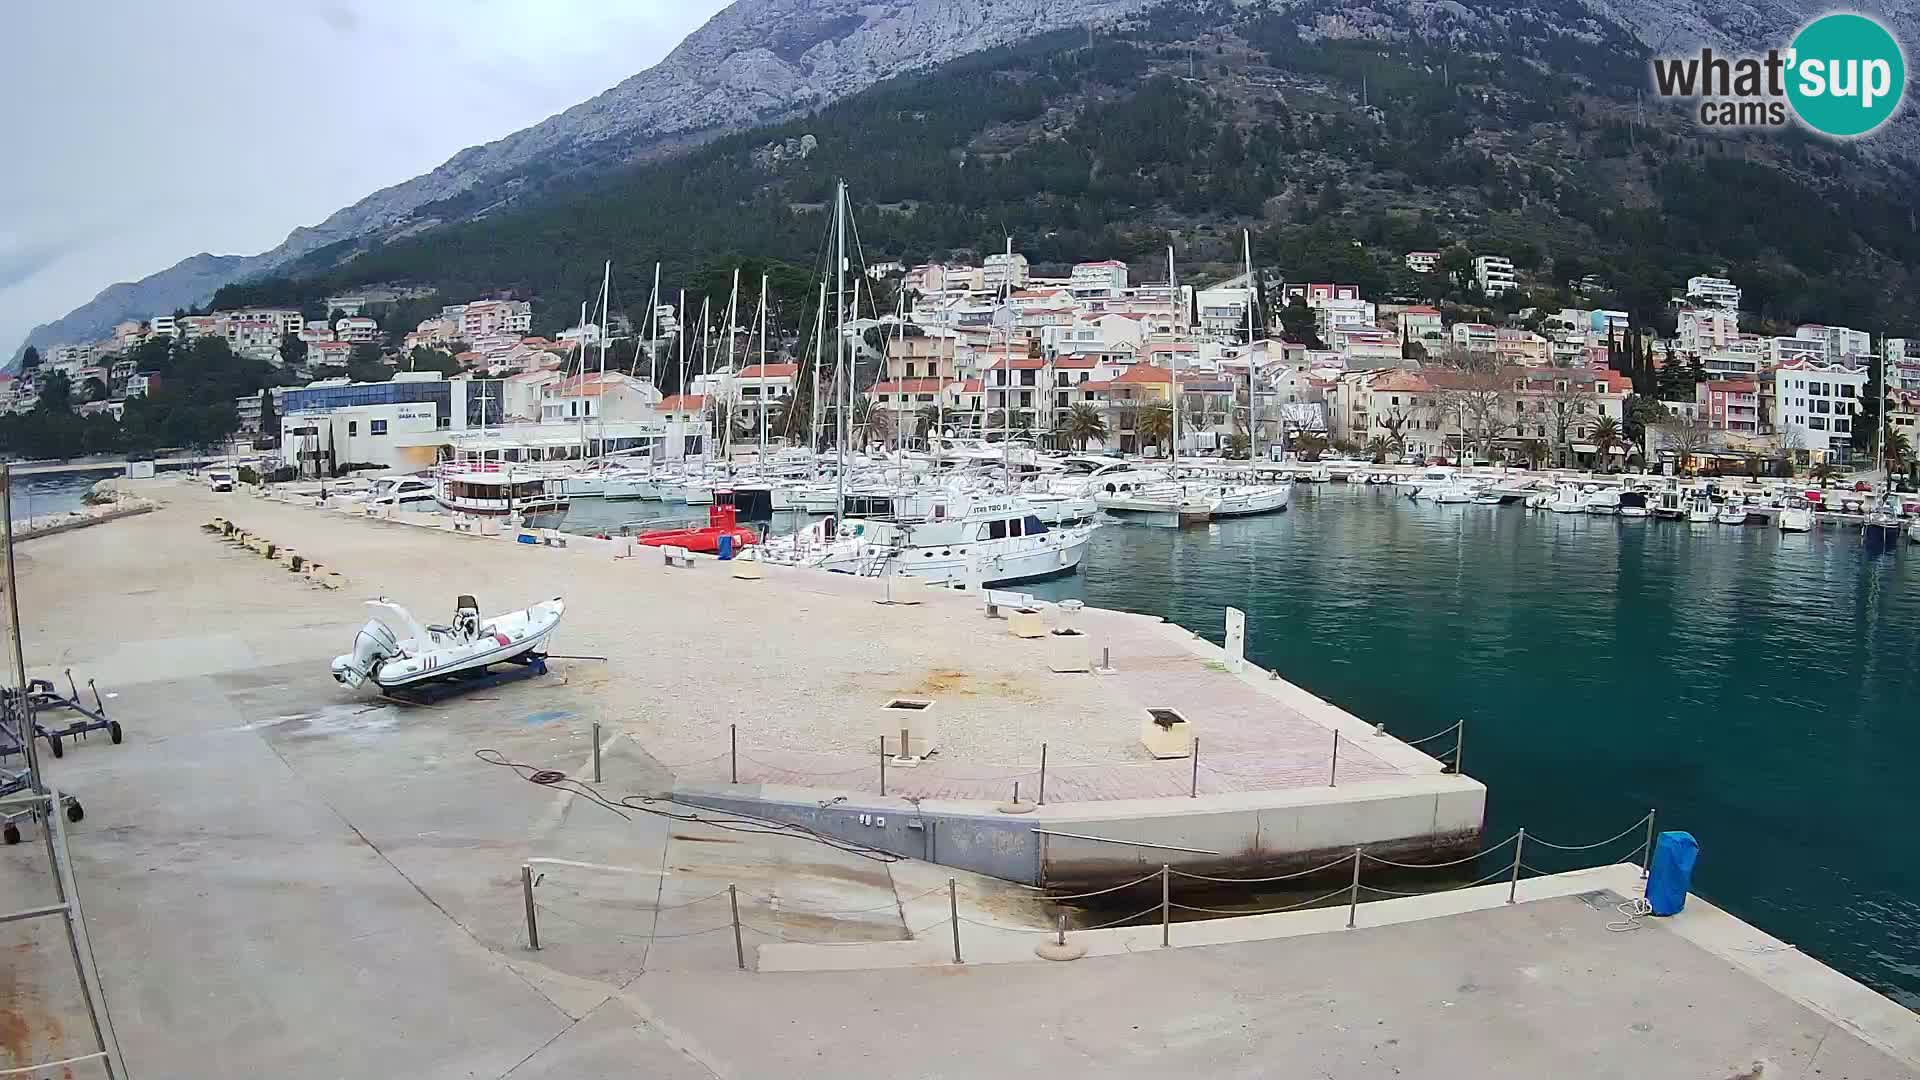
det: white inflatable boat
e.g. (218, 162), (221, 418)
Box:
(331, 595), (565, 691)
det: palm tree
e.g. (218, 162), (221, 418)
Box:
(914, 405), (942, 446)
(1364, 436), (1391, 464)
(1292, 432), (1330, 461)
(1810, 460), (1839, 485)
(1883, 428), (1913, 473)
(1136, 404), (1175, 456)
(1061, 402), (1108, 450)
(1588, 415), (1622, 469)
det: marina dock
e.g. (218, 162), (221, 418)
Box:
(4, 477), (1918, 1078)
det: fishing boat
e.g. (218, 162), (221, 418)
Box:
(1654, 486), (1687, 521)
(1862, 493), (1904, 550)
(436, 467), (571, 529)
(1686, 491), (1717, 524)
(331, 595), (565, 692)
(1778, 494), (1815, 533)
(634, 490), (758, 554)
(765, 493), (1097, 586)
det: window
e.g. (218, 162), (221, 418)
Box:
(347, 421), (358, 436)
(986, 519), (1008, 540)
(1020, 370), (1036, 387)
(1841, 384), (1856, 398)
(1809, 417), (1829, 431)
(904, 362), (916, 378)
(1834, 418), (1851, 433)
(370, 419), (387, 435)
(1019, 391), (1032, 408)
(1008, 517), (1024, 537)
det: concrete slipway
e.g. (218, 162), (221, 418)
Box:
(0, 478), (1915, 1078)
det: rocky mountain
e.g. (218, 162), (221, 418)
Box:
(16, 0), (1919, 360)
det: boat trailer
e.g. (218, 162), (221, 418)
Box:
(0, 669), (123, 762)
(380, 652), (550, 706)
(0, 682), (93, 845)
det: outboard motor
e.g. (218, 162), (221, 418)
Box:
(330, 620), (401, 688)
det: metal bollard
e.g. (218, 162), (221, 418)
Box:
(1508, 828), (1526, 904)
(730, 884), (745, 971)
(1329, 730), (1340, 787)
(1055, 912), (1068, 948)
(1642, 809), (1657, 880)
(730, 723), (738, 784)
(522, 865), (539, 950)
(1190, 738), (1200, 798)
(879, 736), (887, 797)
(1160, 864), (1171, 947)
(949, 878), (962, 964)
(591, 721), (602, 783)
(1038, 743), (1048, 806)
(1346, 848), (1362, 929)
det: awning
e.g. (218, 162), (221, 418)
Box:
(1571, 443), (1599, 453)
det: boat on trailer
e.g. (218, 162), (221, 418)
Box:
(331, 595), (565, 694)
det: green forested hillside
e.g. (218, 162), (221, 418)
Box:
(216, 0), (1920, 340)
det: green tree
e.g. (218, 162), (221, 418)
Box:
(279, 332), (308, 368)
(20, 346), (40, 372)
(36, 370), (73, 414)
(914, 404), (942, 444)
(1136, 404), (1174, 455)
(406, 347), (461, 376)
(1278, 298), (1323, 348)
(257, 390), (279, 446)
(347, 343), (389, 383)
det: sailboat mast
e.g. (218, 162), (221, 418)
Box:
(812, 279), (826, 467)
(641, 262), (660, 381)
(834, 179), (848, 526)
(1244, 229), (1257, 467)
(577, 299), (589, 460)
(677, 289), (688, 454)
(757, 273), (769, 461)
(1168, 245), (1179, 475)
(723, 268), (740, 461)
(597, 259), (612, 459)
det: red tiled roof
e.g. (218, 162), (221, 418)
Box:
(737, 363), (799, 379)
(866, 379), (953, 394)
(659, 394), (709, 412)
(984, 356), (1047, 370)
(1080, 379), (1114, 390)
(1400, 306), (1441, 315)
(1370, 371), (1433, 392)
(1052, 356), (1098, 369)
(1113, 365), (1174, 385)
(958, 379), (983, 393)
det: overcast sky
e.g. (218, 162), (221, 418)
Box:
(0, 0), (731, 354)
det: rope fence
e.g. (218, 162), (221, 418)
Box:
(639, 718), (1477, 805)
(507, 807), (1657, 970)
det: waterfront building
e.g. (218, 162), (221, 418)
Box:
(1703, 379), (1761, 434)
(333, 316), (380, 344)
(1472, 254), (1516, 295)
(1774, 358), (1866, 460)
(982, 252), (1030, 293)
(1069, 260), (1128, 294)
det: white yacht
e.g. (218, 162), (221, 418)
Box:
(1210, 482), (1293, 517)
(1618, 490), (1651, 519)
(765, 493), (1097, 586)
(1654, 486), (1687, 521)
(1778, 494), (1815, 533)
(435, 467), (571, 529)
(1686, 491), (1717, 524)
(1715, 502), (1749, 525)
(1546, 484), (1586, 514)
(364, 475), (438, 510)
(1582, 488), (1622, 515)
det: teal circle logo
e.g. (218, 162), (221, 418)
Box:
(1787, 13), (1906, 137)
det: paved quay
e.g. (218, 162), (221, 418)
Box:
(2, 480), (1918, 1077)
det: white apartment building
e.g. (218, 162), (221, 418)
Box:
(1685, 275), (1742, 311)
(324, 296), (368, 317)
(982, 252), (1030, 293)
(1070, 260), (1129, 294)
(1798, 324), (1872, 362)
(1882, 338), (1920, 390)
(1397, 306), (1444, 346)
(1195, 286), (1254, 338)
(1774, 359), (1866, 459)
(1404, 251), (1439, 274)
(460, 299), (534, 340)
(1451, 323), (1498, 352)
(1677, 307), (1739, 354)
(902, 264), (950, 294)
(1769, 329), (1832, 366)
(148, 314), (178, 339)
(1473, 255), (1517, 295)
(539, 371), (664, 424)
(334, 316), (380, 344)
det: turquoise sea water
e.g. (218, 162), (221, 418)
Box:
(1018, 484), (1920, 1007)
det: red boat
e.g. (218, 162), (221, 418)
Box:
(635, 490), (758, 554)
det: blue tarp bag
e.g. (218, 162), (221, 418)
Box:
(1646, 831), (1698, 917)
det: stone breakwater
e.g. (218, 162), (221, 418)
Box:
(12, 482), (157, 542)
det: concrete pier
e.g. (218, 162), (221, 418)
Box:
(4, 477), (1917, 1078)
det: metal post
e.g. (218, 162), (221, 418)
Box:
(1452, 717), (1466, 775)
(1346, 848), (1362, 929)
(1056, 912), (1068, 947)
(1101, 646), (1111, 670)
(729, 884), (745, 971)
(949, 878), (962, 964)
(0, 466), (41, 794)
(521, 864), (539, 950)
(1642, 809), (1657, 879)
(730, 723), (738, 784)
(1160, 864), (1171, 947)
(1329, 730), (1340, 787)
(1190, 738), (1200, 798)
(1508, 828), (1525, 904)
(879, 736), (887, 797)
(591, 721), (602, 783)
(48, 787), (117, 1079)
(1038, 743), (1048, 806)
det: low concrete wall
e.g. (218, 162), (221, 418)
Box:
(674, 773), (1485, 891)
(14, 502), (156, 542)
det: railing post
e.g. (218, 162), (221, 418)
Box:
(1038, 743), (1048, 806)
(730, 723), (738, 784)
(1190, 738), (1200, 798)
(729, 884), (745, 971)
(521, 864), (539, 950)
(879, 736), (887, 797)
(1346, 848), (1362, 929)
(1160, 864), (1171, 947)
(591, 721), (602, 783)
(1642, 809), (1657, 880)
(1329, 729), (1340, 787)
(1508, 828), (1525, 904)
(949, 878), (962, 964)
(1452, 718), (1467, 775)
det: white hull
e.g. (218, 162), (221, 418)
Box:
(332, 597), (565, 691)
(1547, 501), (1585, 514)
(1716, 509), (1749, 525)
(1210, 484), (1292, 517)
(1909, 520), (1920, 544)
(821, 527), (1095, 586)
(1687, 510), (1716, 524)
(1619, 507), (1650, 519)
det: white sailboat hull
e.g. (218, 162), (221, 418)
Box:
(817, 527), (1095, 586)
(1211, 484), (1292, 517)
(1779, 508), (1814, 532)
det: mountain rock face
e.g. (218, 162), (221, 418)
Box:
(17, 0), (1916, 359)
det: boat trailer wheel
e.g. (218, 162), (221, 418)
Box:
(2, 823), (17, 845)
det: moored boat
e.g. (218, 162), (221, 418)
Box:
(1778, 495), (1815, 533)
(331, 595), (565, 692)
(436, 467), (571, 530)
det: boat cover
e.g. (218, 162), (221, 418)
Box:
(1646, 831), (1698, 917)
